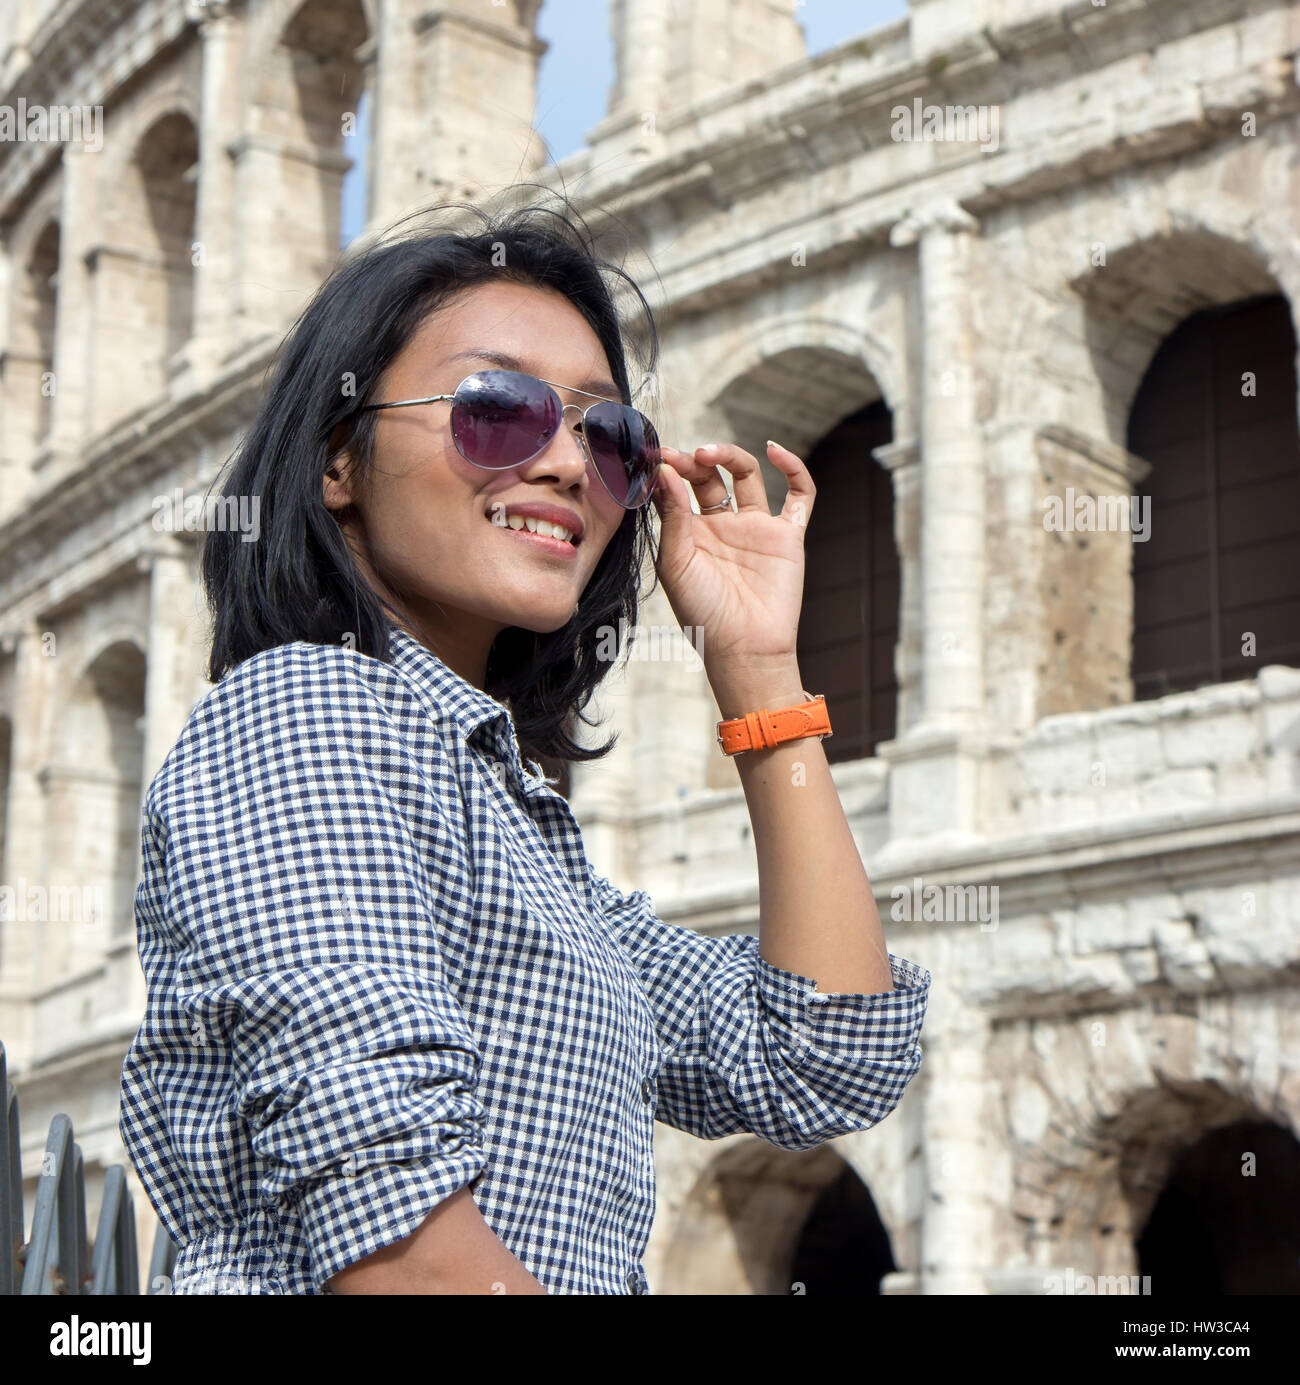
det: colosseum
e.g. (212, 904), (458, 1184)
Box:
(1, 0), (1298, 1294)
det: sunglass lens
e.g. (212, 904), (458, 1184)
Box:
(451, 370), (560, 468)
(585, 402), (660, 508)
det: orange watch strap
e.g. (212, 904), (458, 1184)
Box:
(716, 692), (832, 755)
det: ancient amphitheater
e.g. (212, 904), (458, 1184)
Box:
(1, 0), (1298, 1293)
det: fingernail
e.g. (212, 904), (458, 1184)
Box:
(700, 443), (720, 453)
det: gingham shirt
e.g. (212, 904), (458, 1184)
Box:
(119, 625), (930, 1295)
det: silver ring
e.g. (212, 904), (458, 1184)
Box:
(699, 496), (735, 513)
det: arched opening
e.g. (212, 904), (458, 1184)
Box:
(799, 400), (900, 761)
(661, 1140), (894, 1294)
(244, 0), (369, 296)
(137, 112), (199, 367)
(1128, 293), (1300, 697)
(1, 218), (60, 492)
(709, 343), (902, 768)
(789, 1160), (896, 1294)
(26, 221), (59, 446)
(41, 641), (146, 979)
(1136, 1120), (1300, 1294)
(84, 112), (199, 432)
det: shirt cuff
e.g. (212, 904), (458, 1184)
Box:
(295, 1130), (490, 1291)
(753, 950), (931, 1064)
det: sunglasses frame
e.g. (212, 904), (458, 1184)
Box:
(358, 368), (660, 511)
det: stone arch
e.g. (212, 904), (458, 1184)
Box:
(1001, 1004), (1300, 1283)
(41, 638), (146, 978)
(702, 330), (911, 757)
(231, 0), (372, 329)
(96, 89), (201, 195)
(83, 108), (201, 433)
(1136, 1117), (1300, 1293)
(1072, 228), (1288, 444)
(4, 218), (60, 459)
(990, 173), (1300, 444)
(659, 1138), (896, 1294)
(700, 314), (908, 452)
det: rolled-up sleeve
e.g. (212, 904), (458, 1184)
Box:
(134, 648), (490, 1290)
(589, 868), (930, 1151)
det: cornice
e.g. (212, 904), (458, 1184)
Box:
(0, 340), (275, 614)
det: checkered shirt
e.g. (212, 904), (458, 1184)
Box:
(119, 625), (930, 1294)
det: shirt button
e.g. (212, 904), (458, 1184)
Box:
(626, 1268), (645, 1293)
(640, 1078), (653, 1102)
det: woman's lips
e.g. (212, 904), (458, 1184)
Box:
(488, 519), (579, 559)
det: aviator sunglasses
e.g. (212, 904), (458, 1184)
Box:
(359, 368), (661, 510)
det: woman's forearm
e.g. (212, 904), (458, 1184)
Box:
(711, 659), (895, 996)
(327, 1183), (549, 1294)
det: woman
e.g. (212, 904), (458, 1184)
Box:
(118, 195), (931, 1295)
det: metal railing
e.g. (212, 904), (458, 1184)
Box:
(1, 1040), (177, 1294)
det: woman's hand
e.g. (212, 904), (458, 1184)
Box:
(648, 441), (814, 676)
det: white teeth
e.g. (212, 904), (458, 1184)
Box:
(488, 511), (577, 544)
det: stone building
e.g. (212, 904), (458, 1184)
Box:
(1, 0), (1299, 1294)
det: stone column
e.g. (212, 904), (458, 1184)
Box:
(140, 540), (205, 790)
(367, 1), (419, 232)
(0, 623), (56, 1067)
(876, 204), (987, 853)
(874, 437), (923, 739)
(902, 204), (985, 731)
(0, 226), (39, 516)
(173, 0), (241, 389)
(604, 0), (806, 122)
(371, 0), (546, 220)
(48, 143), (95, 462)
(917, 943), (994, 1294)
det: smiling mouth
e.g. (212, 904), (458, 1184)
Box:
(485, 511), (582, 547)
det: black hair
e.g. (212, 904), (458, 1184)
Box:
(201, 189), (662, 769)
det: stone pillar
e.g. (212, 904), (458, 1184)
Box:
(0, 225), (39, 516)
(917, 945), (993, 1294)
(36, 763), (117, 980)
(369, 0), (547, 227)
(876, 204), (987, 853)
(605, 0), (806, 123)
(906, 205), (984, 731)
(0, 624), (56, 1066)
(48, 143), (94, 460)
(83, 245), (170, 436)
(874, 438), (923, 739)
(367, 1), (419, 231)
(173, 0), (241, 389)
(140, 540), (205, 790)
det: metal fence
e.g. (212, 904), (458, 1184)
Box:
(1, 1041), (176, 1294)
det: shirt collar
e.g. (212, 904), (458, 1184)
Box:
(384, 624), (546, 793)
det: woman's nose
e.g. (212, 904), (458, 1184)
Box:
(535, 403), (593, 479)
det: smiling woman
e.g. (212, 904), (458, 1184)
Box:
(117, 189), (931, 1298)
(198, 192), (663, 770)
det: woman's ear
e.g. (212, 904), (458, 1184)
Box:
(324, 418), (359, 511)
(323, 452), (356, 512)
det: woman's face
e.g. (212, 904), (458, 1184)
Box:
(326, 279), (631, 687)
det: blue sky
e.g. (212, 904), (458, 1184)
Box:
(342, 0), (906, 241)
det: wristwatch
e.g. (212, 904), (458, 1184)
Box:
(716, 691), (832, 756)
